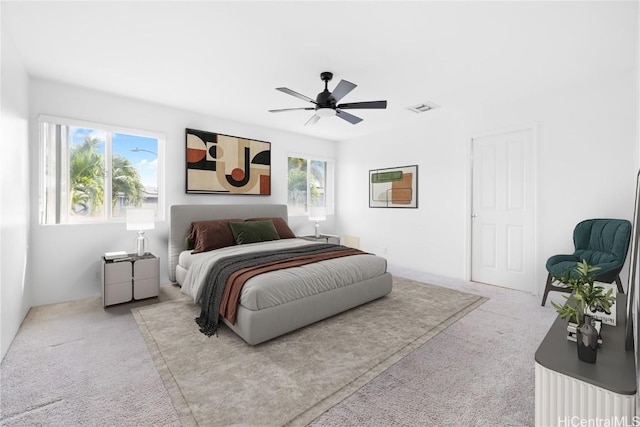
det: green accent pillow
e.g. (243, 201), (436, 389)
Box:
(246, 217), (296, 239)
(185, 237), (195, 250)
(229, 221), (281, 245)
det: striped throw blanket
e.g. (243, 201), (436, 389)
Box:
(195, 243), (364, 337)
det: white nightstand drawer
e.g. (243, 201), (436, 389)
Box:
(103, 254), (159, 307)
(134, 257), (159, 280)
(104, 281), (132, 306)
(134, 277), (159, 300)
(104, 261), (132, 285)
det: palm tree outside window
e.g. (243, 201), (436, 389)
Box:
(39, 116), (164, 224)
(287, 155), (334, 216)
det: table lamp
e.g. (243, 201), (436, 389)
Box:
(309, 207), (326, 238)
(126, 208), (155, 256)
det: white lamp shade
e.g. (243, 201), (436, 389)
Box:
(309, 207), (326, 221)
(126, 208), (155, 230)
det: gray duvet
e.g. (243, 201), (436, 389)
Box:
(179, 238), (387, 311)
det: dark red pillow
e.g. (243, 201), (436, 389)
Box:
(246, 217), (296, 239)
(188, 218), (243, 253)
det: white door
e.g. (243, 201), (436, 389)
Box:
(471, 127), (535, 292)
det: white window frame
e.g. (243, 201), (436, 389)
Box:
(287, 153), (335, 217)
(38, 114), (165, 224)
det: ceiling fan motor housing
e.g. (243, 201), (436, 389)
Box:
(317, 71), (336, 108)
(316, 90), (336, 108)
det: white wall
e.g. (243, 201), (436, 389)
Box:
(1, 30), (31, 359)
(28, 79), (337, 306)
(337, 70), (638, 294)
(335, 109), (469, 278)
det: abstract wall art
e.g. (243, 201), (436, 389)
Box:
(369, 165), (418, 208)
(185, 128), (271, 195)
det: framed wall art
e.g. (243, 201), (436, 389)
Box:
(369, 165), (418, 208)
(185, 128), (271, 195)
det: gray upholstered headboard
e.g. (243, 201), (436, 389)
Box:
(168, 204), (289, 282)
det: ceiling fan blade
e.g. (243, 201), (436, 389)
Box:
(336, 109), (363, 125)
(337, 100), (387, 110)
(276, 87), (316, 104)
(305, 114), (321, 126)
(331, 79), (357, 103)
(269, 107), (315, 113)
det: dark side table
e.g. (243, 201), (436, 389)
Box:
(299, 234), (340, 244)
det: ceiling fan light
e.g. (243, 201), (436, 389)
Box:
(316, 107), (336, 118)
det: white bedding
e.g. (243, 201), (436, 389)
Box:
(179, 238), (387, 311)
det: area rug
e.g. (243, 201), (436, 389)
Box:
(132, 276), (486, 426)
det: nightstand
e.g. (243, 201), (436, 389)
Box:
(299, 234), (340, 244)
(102, 253), (159, 307)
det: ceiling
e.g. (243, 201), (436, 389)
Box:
(2, 1), (637, 141)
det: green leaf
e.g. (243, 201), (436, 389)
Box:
(550, 260), (612, 322)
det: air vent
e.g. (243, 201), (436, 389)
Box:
(406, 102), (439, 113)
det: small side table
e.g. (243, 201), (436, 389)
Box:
(102, 253), (159, 307)
(299, 234), (340, 245)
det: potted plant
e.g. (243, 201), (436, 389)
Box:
(550, 259), (616, 363)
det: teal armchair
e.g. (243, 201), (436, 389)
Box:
(541, 218), (632, 306)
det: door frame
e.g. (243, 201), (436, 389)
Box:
(465, 122), (540, 294)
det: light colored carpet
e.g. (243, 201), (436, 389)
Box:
(2, 270), (569, 427)
(317, 268), (561, 427)
(313, 296), (536, 426)
(132, 276), (486, 426)
(0, 287), (182, 426)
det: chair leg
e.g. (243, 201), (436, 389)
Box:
(541, 273), (553, 306)
(615, 275), (624, 293)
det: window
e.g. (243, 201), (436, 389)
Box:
(39, 115), (164, 224)
(287, 155), (334, 216)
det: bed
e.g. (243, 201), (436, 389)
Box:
(168, 204), (393, 345)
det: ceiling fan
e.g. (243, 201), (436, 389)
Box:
(268, 72), (387, 125)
